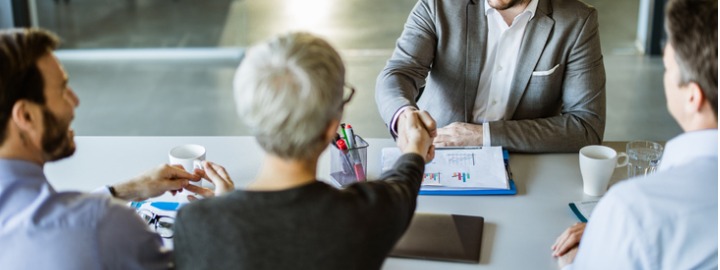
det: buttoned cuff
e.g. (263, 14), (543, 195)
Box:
(390, 106), (416, 137)
(483, 123), (491, 147)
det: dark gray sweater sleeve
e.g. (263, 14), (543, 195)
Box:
(376, 153), (426, 205)
(345, 153), (426, 233)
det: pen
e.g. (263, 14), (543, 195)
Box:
(336, 139), (354, 174)
(352, 158), (365, 181)
(340, 124), (349, 146)
(344, 124), (357, 148)
(331, 133), (342, 149)
(336, 139), (347, 150)
(344, 124), (365, 181)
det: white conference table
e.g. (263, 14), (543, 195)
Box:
(44, 136), (630, 270)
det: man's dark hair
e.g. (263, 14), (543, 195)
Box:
(666, 0), (718, 116)
(0, 28), (60, 145)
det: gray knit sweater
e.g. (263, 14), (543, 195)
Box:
(173, 153), (425, 270)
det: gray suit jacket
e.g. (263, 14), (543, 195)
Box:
(376, 0), (606, 153)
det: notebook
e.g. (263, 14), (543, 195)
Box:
(389, 213), (484, 263)
(569, 200), (599, 222)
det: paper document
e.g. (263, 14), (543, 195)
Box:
(382, 147), (509, 190)
(568, 200), (599, 222)
(129, 201), (182, 248)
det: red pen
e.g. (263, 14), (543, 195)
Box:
(353, 161), (366, 181)
(336, 139), (354, 175)
(343, 124), (365, 181)
(336, 139), (348, 151)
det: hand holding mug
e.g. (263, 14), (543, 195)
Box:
(113, 164), (202, 201)
(185, 161), (235, 201)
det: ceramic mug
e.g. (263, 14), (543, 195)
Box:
(579, 145), (628, 196)
(169, 144), (206, 189)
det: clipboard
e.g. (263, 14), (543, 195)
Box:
(419, 179), (517, 195)
(417, 149), (517, 195)
(568, 200), (599, 222)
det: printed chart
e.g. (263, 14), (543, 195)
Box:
(382, 147), (508, 189)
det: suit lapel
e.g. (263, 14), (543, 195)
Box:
(464, 0), (486, 122)
(504, 0), (554, 119)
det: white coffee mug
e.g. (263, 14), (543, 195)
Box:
(579, 145), (628, 196)
(169, 144), (206, 188)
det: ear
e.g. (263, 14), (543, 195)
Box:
(10, 100), (42, 134)
(685, 82), (706, 114)
(324, 118), (340, 144)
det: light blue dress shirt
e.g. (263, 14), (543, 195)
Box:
(568, 130), (719, 269)
(0, 159), (171, 269)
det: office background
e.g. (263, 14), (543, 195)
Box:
(2, 0), (680, 141)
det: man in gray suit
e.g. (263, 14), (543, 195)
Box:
(376, 0), (605, 152)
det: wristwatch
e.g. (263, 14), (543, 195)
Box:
(106, 185), (118, 197)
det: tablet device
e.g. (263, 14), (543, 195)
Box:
(389, 213), (484, 263)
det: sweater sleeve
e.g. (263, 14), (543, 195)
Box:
(345, 153), (426, 233)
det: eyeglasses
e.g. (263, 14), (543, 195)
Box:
(342, 84), (356, 108)
(137, 209), (175, 238)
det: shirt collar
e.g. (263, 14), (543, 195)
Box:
(0, 159), (46, 187)
(659, 129), (718, 171)
(485, 0), (539, 19)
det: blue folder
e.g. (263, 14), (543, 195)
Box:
(419, 179), (517, 195)
(418, 150), (517, 196)
(568, 202), (588, 222)
(129, 201), (182, 211)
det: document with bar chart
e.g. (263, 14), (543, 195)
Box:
(382, 146), (510, 191)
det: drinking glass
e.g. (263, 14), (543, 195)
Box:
(626, 141), (664, 178)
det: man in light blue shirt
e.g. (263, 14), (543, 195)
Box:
(551, 0), (718, 269)
(0, 29), (204, 269)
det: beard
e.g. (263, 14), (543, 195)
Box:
(488, 0), (529, 10)
(41, 108), (76, 162)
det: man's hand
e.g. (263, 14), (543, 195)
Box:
(435, 122), (483, 147)
(397, 110), (435, 162)
(552, 222), (587, 257)
(113, 164), (202, 201)
(397, 108), (437, 139)
(185, 161), (235, 201)
(557, 247), (579, 269)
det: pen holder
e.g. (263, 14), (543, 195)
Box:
(330, 135), (369, 187)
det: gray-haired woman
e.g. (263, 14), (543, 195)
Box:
(174, 32), (435, 270)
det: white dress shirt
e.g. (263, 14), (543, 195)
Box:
(566, 129), (719, 270)
(390, 0), (538, 147)
(474, 0), (538, 146)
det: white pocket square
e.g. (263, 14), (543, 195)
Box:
(531, 64), (560, 76)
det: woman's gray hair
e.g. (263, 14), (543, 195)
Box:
(233, 32), (345, 160)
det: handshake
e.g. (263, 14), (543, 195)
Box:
(396, 109), (437, 163)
